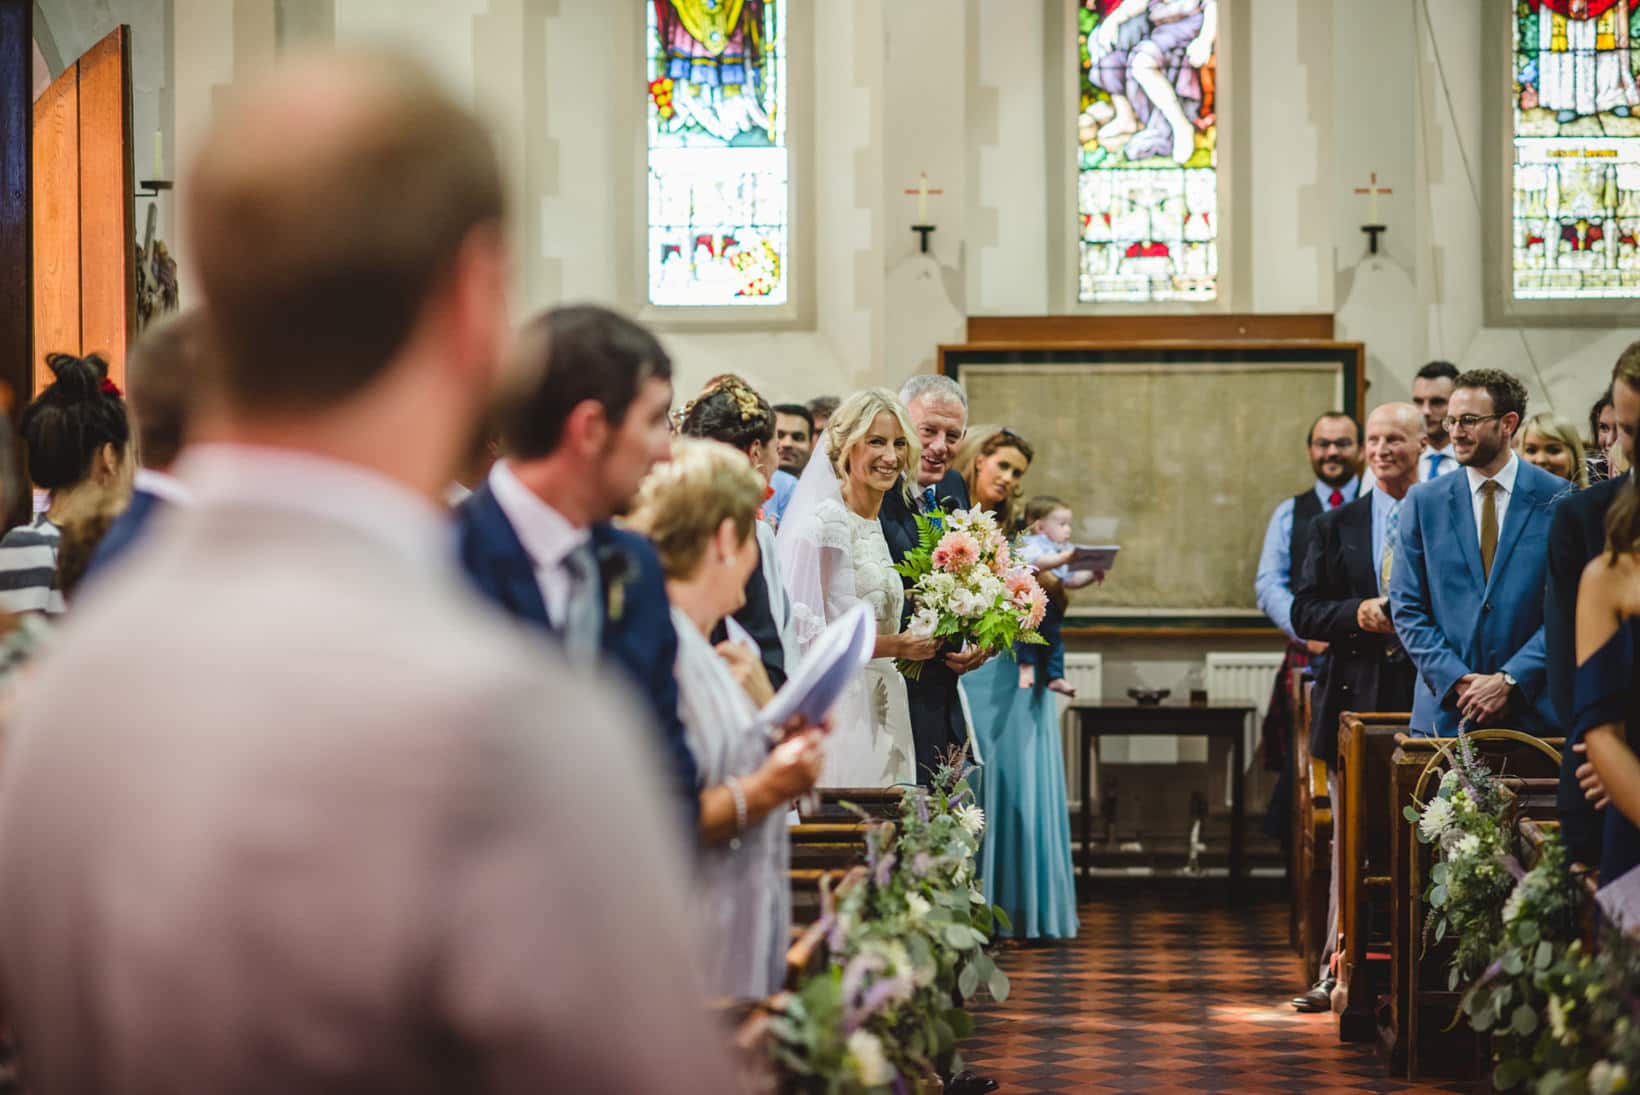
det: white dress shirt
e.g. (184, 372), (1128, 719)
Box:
(1464, 451), (1520, 544)
(487, 460), (590, 628)
(1421, 443), (1458, 481)
(177, 444), (448, 570)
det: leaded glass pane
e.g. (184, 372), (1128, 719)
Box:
(647, 0), (788, 307)
(1512, 1), (1640, 301)
(1078, 0), (1220, 304)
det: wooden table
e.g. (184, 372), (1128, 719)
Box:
(1067, 701), (1257, 904)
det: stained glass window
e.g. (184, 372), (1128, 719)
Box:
(646, 0), (787, 307)
(1077, 0), (1219, 304)
(1512, 2), (1640, 301)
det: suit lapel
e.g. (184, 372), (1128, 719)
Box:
(1445, 471), (1486, 589)
(1339, 498), (1376, 596)
(1483, 466), (1543, 594)
(464, 486), (552, 629)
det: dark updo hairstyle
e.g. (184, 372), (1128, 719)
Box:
(678, 375), (776, 454)
(21, 353), (131, 490)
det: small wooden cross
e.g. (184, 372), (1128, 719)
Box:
(903, 171), (944, 252)
(1353, 171), (1393, 253)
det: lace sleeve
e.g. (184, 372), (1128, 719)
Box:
(778, 503), (860, 656)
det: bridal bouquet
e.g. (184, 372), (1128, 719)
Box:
(892, 506), (1047, 681)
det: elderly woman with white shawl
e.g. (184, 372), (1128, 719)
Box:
(628, 439), (826, 999)
(775, 389), (938, 787)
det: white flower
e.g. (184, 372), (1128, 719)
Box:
(905, 892), (932, 920)
(908, 607), (941, 639)
(1590, 1060), (1630, 1095)
(1455, 834), (1481, 858)
(1548, 993), (1570, 1040)
(848, 1030), (894, 1086)
(1418, 797), (1455, 842)
(955, 803), (986, 837)
(1501, 881), (1526, 926)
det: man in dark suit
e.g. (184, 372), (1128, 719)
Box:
(1288, 402), (1422, 1011)
(84, 311), (205, 578)
(880, 374), (989, 785)
(456, 306), (698, 825)
(1390, 369), (1567, 737)
(1549, 346), (1640, 865)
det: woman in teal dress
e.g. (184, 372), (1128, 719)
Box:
(955, 426), (1080, 940)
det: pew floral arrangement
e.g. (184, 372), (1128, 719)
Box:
(892, 507), (1046, 681)
(768, 752), (1011, 1092)
(1406, 730), (1640, 1093)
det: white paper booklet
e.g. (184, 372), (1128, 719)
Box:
(1067, 544), (1120, 575)
(757, 602), (875, 728)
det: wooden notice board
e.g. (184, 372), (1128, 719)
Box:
(32, 25), (135, 395)
(940, 332), (1365, 635)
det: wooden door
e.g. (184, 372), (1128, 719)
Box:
(31, 25), (134, 396)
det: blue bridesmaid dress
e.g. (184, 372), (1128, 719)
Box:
(1576, 618), (1640, 886)
(965, 655), (1080, 940)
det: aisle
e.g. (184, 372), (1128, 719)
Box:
(963, 886), (1467, 1094)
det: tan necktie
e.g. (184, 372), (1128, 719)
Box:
(1479, 480), (1500, 579)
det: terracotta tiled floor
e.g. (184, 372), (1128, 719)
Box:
(962, 885), (1469, 1094)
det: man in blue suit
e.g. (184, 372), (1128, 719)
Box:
(1390, 369), (1567, 737)
(85, 311), (204, 578)
(456, 305), (698, 825)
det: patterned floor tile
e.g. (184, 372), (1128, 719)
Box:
(961, 886), (1470, 1093)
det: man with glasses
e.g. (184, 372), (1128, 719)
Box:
(1253, 413), (1361, 863)
(1389, 369), (1566, 737)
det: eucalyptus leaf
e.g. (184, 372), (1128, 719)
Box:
(988, 965), (1010, 1002)
(1510, 1002), (1538, 1037)
(1431, 861), (1450, 885)
(1436, 917), (1447, 942)
(1431, 883), (1448, 908)
(958, 960), (980, 999)
(993, 906), (1013, 933)
(1404, 804), (1422, 822)
(945, 923), (977, 949)
(1535, 940), (1554, 970)
(1493, 1058), (1529, 1090)
(1518, 919), (1540, 945)
(1502, 951), (1524, 976)
(1448, 964), (1460, 991)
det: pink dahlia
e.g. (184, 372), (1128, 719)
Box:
(934, 531), (980, 573)
(1004, 568), (1036, 603)
(991, 540), (1012, 575)
(1023, 584), (1047, 629)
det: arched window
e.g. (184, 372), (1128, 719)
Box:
(1511, 2), (1640, 301)
(1076, 0), (1220, 304)
(646, 0), (788, 307)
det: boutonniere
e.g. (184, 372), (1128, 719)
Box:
(597, 544), (638, 625)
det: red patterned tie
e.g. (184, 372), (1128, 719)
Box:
(1328, 489), (1344, 509)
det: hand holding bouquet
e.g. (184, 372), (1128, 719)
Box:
(892, 507), (1047, 680)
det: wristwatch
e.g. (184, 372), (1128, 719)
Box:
(1501, 672), (1518, 691)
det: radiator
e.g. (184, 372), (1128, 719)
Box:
(1057, 653), (1102, 811)
(1205, 651), (1286, 804)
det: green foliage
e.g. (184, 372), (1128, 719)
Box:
(768, 753), (1011, 1089)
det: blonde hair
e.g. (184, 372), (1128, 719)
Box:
(1518, 411), (1589, 489)
(956, 424), (1036, 533)
(628, 438), (766, 579)
(824, 389), (920, 500)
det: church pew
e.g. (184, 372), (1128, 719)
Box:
(801, 787), (905, 822)
(1335, 711), (1414, 1043)
(789, 821), (872, 871)
(1382, 733), (1563, 1080)
(1291, 674), (1329, 978)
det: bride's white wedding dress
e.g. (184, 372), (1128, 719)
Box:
(776, 457), (916, 787)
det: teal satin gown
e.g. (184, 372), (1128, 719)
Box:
(966, 655), (1080, 940)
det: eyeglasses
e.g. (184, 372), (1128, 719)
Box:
(1442, 414), (1501, 433)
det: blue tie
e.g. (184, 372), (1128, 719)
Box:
(922, 485), (938, 513)
(1425, 452), (1443, 480)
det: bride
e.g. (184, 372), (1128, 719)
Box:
(776, 389), (938, 786)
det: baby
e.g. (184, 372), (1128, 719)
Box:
(1015, 495), (1101, 695)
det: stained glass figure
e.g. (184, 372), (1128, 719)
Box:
(647, 0), (787, 307)
(1513, 1), (1640, 300)
(1078, 0), (1219, 304)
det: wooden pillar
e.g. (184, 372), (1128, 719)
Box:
(0, 0), (33, 529)
(0, 0), (31, 419)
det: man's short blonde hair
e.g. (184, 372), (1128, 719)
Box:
(628, 438), (765, 579)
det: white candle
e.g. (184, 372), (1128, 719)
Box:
(153, 129), (163, 179)
(917, 172), (928, 224)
